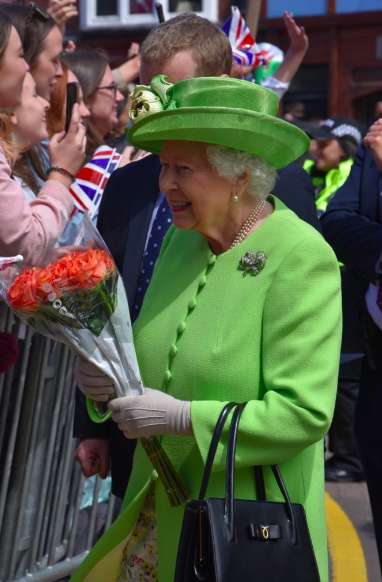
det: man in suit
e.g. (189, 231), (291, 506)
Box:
(74, 12), (319, 500)
(321, 118), (382, 573)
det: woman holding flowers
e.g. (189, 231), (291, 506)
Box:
(75, 76), (341, 582)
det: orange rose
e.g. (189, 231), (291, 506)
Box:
(8, 268), (42, 312)
(44, 249), (115, 293)
(35, 267), (59, 301)
(8, 250), (115, 313)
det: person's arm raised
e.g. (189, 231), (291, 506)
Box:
(47, 0), (78, 31)
(273, 12), (309, 85)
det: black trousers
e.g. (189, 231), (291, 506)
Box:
(355, 359), (382, 574)
(328, 376), (363, 471)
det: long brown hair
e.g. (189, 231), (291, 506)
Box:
(0, 10), (12, 61)
(0, 5), (55, 192)
(62, 49), (109, 158)
(0, 11), (14, 163)
(2, 4), (56, 67)
(14, 147), (46, 194)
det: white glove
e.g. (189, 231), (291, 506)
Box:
(108, 388), (192, 439)
(75, 358), (115, 402)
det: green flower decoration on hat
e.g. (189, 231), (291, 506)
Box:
(129, 75), (176, 122)
(128, 75), (309, 169)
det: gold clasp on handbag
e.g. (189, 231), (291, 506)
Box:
(261, 525), (270, 540)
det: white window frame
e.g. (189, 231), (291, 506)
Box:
(80, 0), (218, 31)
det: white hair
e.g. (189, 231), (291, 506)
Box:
(206, 145), (277, 200)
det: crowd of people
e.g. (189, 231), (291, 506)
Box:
(1, 1), (382, 581)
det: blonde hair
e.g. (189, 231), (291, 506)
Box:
(0, 112), (45, 194)
(0, 112), (17, 166)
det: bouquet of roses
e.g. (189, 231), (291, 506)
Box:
(0, 216), (187, 506)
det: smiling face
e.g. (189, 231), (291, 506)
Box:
(313, 138), (346, 172)
(13, 73), (50, 148)
(31, 25), (63, 100)
(159, 141), (236, 236)
(88, 65), (124, 138)
(0, 26), (29, 109)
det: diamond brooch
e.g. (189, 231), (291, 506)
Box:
(238, 251), (267, 277)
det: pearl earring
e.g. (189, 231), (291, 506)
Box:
(232, 194), (240, 203)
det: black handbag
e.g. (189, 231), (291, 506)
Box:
(174, 402), (321, 582)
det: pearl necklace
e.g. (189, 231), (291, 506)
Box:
(229, 200), (267, 249)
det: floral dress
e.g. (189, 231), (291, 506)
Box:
(117, 486), (158, 581)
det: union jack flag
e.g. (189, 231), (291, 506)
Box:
(69, 145), (121, 221)
(222, 6), (271, 69)
(222, 5), (254, 52)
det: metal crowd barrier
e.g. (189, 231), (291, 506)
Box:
(0, 304), (116, 582)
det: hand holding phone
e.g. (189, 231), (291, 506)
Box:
(49, 102), (87, 178)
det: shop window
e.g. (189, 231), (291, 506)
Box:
(80, 0), (218, 30)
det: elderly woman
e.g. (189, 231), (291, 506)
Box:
(74, 77), (341, 582)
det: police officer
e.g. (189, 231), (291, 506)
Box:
(305, 118), (365, 482)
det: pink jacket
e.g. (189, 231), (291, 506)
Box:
(0, 146), (74, 264)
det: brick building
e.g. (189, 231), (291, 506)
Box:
(40, 0), (382, 124)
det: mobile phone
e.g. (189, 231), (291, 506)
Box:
(65, 82), (79, 133)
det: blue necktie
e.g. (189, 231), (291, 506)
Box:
(131, 197), (172, 321)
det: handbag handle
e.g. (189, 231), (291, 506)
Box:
(198, 402), (237, 500)
(225, 403), (297, 544)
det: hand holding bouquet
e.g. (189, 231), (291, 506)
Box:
(4, 246), (141, 413)
(0, 216), (188, 506)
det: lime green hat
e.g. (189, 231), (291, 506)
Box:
(127, 75), (309, 169)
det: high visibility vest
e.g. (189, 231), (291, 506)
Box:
(303, 158), (354, 213)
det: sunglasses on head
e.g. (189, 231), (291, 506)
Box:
(29, 2), (50, 22)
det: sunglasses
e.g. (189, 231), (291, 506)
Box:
(29, 3), (50, 22)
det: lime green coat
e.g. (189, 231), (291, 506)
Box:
(72, 197), (342, 582)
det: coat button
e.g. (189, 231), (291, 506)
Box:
(177, 322), (186, 335)
(169, 345), (178, 358)
(198, 276), (207, 290)
(188, 298), (197, 311)
(163, 370), (172, 383)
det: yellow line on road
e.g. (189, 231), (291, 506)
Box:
(326, 492), (368, 581)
